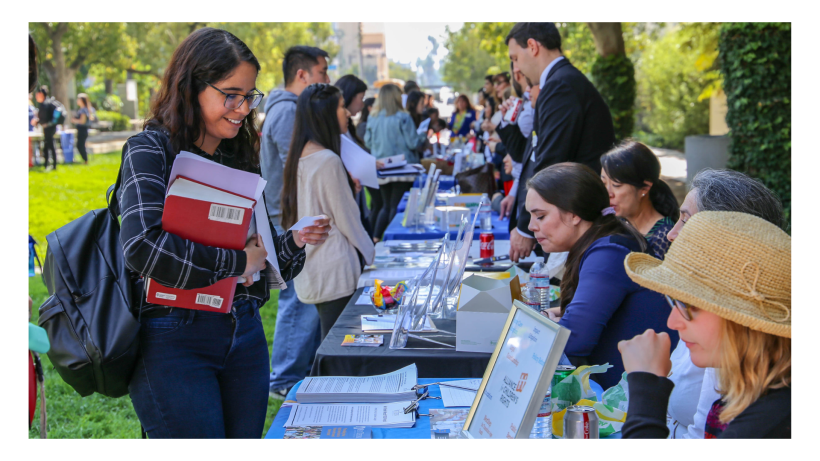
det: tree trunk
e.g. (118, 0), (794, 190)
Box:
(586, 23), (625, 57)
(41, 23), (76, 126)
(105, 79), (113, 95)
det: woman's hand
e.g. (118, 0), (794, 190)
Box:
(349, 174), (362, 194)
(503, 154), (513, 175)
(544, 306), (562, 322)
(292, 215), (331, 248)
(618, 329), (672, 377)
(242, 234), (267, 287)
(376, 160), (384, 169)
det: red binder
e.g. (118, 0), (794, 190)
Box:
(145, 176), (256, 313)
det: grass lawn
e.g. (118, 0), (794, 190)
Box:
(29, 153), (284, 438)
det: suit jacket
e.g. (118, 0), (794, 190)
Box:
(500, 58), (615, 237)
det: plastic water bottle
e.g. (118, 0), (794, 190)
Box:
(529, 257), (549, 311)
(529, 386), (552, 439)
(478, 193), (493, 231)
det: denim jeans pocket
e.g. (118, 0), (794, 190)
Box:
(141, 315), (185, 337)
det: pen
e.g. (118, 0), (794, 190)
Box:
(473, 255), (511, 264)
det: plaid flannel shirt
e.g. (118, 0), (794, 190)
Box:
(117, 127), (305, 308)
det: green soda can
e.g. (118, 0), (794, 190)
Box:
(550, 365), (577, 438)
(552, 365), (576, 388)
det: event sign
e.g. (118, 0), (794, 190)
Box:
(459, 300), (570, 439)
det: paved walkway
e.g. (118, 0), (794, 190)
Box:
(650, 146), (688, 205)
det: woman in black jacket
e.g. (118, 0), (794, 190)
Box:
(119, 28), (330, 439)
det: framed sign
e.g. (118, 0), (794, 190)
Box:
(459, 300), (570, 439)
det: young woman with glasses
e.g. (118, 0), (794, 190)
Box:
(657, 169), (785, 438)
(119, 27), (330, 438)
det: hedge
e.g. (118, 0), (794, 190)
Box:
(591, 53), (636, 142)
(95, 110), (132, 132)
(719, 23), (791, 227)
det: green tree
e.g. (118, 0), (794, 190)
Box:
(30, 22), (134, 113)
(441, 23), (507, 94)
(633, 23), (719, 149)
(587, 23), (636, 141)
(388, 60), (417, 83)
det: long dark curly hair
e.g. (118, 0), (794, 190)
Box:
(144, 27), (261, 170)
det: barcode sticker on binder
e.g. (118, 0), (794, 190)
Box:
(195, 293), (224, 309)
(155, 292), (177, 301)
(208, 204), (244, 225)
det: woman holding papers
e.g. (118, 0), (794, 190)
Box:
(117, 28), (330, 439)
(364, 84), (427, 240)
(335, 75), (374, 239)
(281, 83), (376, 340)
(525, 163), (676, 389)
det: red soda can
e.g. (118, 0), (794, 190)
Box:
(480, 232), (494, 259)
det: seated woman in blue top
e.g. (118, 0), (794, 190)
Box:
(448, 94), (476, 138)
(528, 163), (678, 389)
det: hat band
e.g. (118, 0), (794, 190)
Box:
(663, 256), (790, 324)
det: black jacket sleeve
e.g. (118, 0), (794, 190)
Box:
(621, 372), (675, 439)
(496, 123), (529, 163)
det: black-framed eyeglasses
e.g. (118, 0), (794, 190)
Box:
(664, 294), (693, 321)
(205, 82), (264, 110)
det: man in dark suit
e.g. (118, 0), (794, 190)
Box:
(496, 22), (615, 262)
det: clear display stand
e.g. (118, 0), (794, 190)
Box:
(389, 242), (446, 349)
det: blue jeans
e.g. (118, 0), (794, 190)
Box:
(269, 279), (321, 391)
(129, 299), (268, 438)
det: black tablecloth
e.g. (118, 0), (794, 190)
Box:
(310, 288), (493, 378)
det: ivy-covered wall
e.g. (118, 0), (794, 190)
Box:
(720, 23), (791, 227)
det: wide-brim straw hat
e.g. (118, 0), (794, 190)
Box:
(624, 211), (791, 338)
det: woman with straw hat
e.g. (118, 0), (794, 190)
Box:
(619, 211), (791, 438)
(664, 169), (785, 439)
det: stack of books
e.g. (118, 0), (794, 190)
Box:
(144, 151), (280, 313)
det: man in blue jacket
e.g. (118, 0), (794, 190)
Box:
(260, 45), (330, 400)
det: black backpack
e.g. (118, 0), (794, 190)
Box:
(48, 97), (67, 125)
(38, 168), (142, 398)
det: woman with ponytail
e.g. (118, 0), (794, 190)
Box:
(600, 140), (680, 259)
(527, 163), (678, 389)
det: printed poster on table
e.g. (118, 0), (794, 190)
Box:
(470, 310), (558, 439)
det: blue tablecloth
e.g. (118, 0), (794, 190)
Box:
(382, 210), (510, 241)
(265, 378), (612, 439)
(414, 174), (455, 192)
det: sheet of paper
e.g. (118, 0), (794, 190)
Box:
(167, 151), (259, 198)
(284, 402), (415, 427)
(439, 379), (482, 407)
(340, 135), (379, 189)
(288, 215), (325, 232)
(299, 364), (417, 396)
(355, 287), (375, 305)
(417, 117), (431, 135)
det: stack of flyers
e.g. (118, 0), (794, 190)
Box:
(341, 334), (384, 347)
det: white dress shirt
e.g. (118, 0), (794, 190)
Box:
(666, 341), (722, 438)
